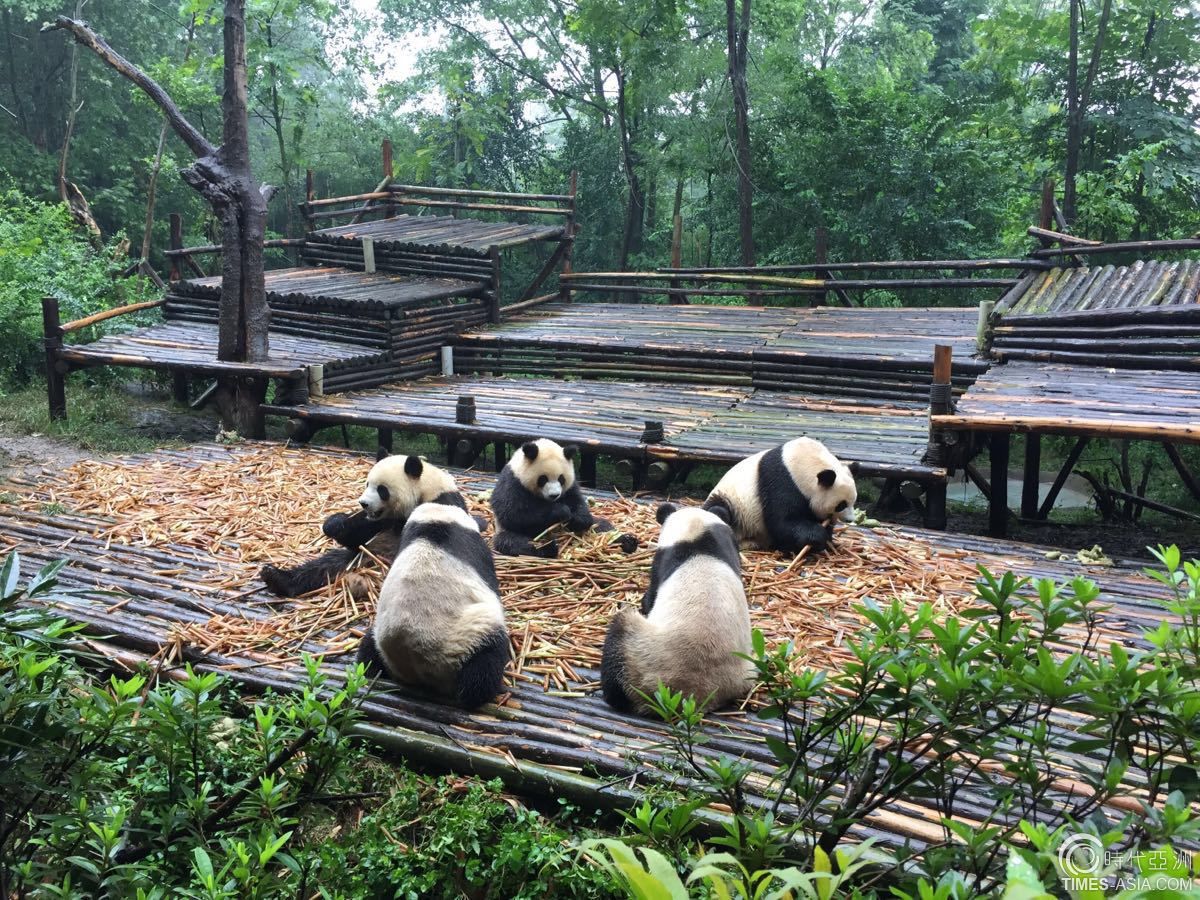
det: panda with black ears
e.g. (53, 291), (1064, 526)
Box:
(703, 437), (857, 556)
(356, 502), (510, 708)
(600, 502), (753, 714)
(260, 452), (473, 597)
(490, 438), (636, 558)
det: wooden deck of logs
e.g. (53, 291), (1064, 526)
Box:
(265, 374), (948, 484)
(0, 441), (1186, 857)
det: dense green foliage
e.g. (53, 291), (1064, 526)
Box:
(1, 0), (1197, 278)
(603, 548), (1200, 896)
(0, 191), (154, 385)
(0, 551), (618, 897)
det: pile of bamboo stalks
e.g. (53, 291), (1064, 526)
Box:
(25, 445), (984, 686)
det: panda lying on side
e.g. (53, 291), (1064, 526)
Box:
(261, 453), (467, 597)
(355, 502), (510, 708)
(704, 437), (857, 555)
(600, 503), (753, 715)
(490, 438), (636, 558)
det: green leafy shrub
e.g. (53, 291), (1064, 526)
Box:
(0, 550), (367, 897)
(629, 547), (1200, 897)
(0, 191), (155, 386)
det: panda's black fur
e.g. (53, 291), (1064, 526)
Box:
(261, 451), (470, 598)
(703, 438), (857, 556)
(490, 438), (635, 558)
(354, 503), (510, 708)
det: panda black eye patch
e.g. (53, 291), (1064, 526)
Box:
(537, 475), (548, 487)
(836, 500), (847, 512)
(558, 475), (565, 485)
(376, 485), (390, 502)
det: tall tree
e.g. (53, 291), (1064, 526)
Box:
(45, 0), (274, 435)
(725, 0), (754, 265)
(1063, 0), (1080, 223)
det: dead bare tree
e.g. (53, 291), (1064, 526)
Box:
(44, 0), (275, 436)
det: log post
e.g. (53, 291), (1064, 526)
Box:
(488, 246), (502, 323)
(923, 343), (954, 530)
(303, 168), (315, 232)
(362, 236), (376, 274)
(382, 138), (394, 219)
(814, 227), (829, 308)
(378, 428), (393, 456)
(976, 299), (995, 353)
(1020, 434), (1041, 519)
(580, 452), (597, 488)
(42, 296), (67, 420)
(168, 213), (183, 282)
(559, 170), (577, 303)
(1037, 179), (1055, 244)
(989, 433), (1010, 538)
(172, 372), (189, 404)
(668, 214), (685, 305)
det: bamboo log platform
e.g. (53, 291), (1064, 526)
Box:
(990, 261), (1200, 367)
(932, 360), (1200, 442)
(307, 214), (566, 258)
(0, 441), (1186, 855)
(264, 375), (945, 481)
(58, 322), (385, 381)
(456, 302), (988, 393)
(175, 266), (483, 310)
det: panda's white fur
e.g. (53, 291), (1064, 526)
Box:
(601, 504), (753, 714)
(359, 454), (460, 520)
(359, 503), (509, 706)
(704, 437), (856, 554)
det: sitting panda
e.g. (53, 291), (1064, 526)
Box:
(601, 502), (753, 714)
(355, 502), (510, 708)
(490, 438), (635, 558)
(703, 437), (857, 556)
(261, 452), (468, 597)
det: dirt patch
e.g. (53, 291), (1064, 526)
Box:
(0, 435), (100, 485)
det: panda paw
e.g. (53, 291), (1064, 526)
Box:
(616, 533), (639, 555)
(592, 517), (615, 533)
(321, 512), (355, 543)
(535, 540), (559, 559)
(260, 565), (291, 597)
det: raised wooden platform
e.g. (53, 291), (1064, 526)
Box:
(933, 360), (1200, 443)
(307, 214), (566, 258)
(59, 322), (384, 381)
(0, 441), (1184, 856)
(265, 375), (946, 482)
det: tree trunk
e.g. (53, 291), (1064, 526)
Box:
(45, 0), (273, 435)
(615, 67), (644, 271)
(1063, 0), (1080, 224)
(726, 0), (755, 266)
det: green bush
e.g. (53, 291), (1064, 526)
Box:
(0, 190), (155, 386)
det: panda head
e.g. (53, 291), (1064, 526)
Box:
(509, 438), (577, 502)
(358, 454), (456, 520)
(655, 502), (732, 545)
(783, 437), (857, 523)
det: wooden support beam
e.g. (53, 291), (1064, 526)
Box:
(517, 240), (570, 304)
(1038, 178), (1056, 237)
(1037, 437), (1089, 520)
(42, 296), (66, 420)
(989, 432), (1010, 537)
(668, 214), (686, 305)
(378, 428), (393, 455)
(559, 170), (578, 303)
(488, 246), (502, 324)
(580, 452), (597, 488)
(924, 482), (947, 530)
(172, 372), (189, 404)
(964, 462), (992, 501)
(382, 138), (394, 219)
(1020, 434), (1041, 519)
(168, 213), (183, 282)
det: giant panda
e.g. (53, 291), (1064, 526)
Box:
(490, 438), (634, 558)
(355, 502), (510, 707)
(600, 502), (753, 715)
(261, 452), (467, 597)
(703, 437), (857, 556)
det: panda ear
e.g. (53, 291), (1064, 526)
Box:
(521, 442), (539, 461)
(404, 456), (424, 479)
(376, 446), (391, 462)
(706, 503), (732, 525)
(656, 502), (680, 524)
(817, 468), (838, 489)
(562, 444), (578, 461)
(847, 460), (861, 474)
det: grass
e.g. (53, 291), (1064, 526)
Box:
(0, 382), (182, 455)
